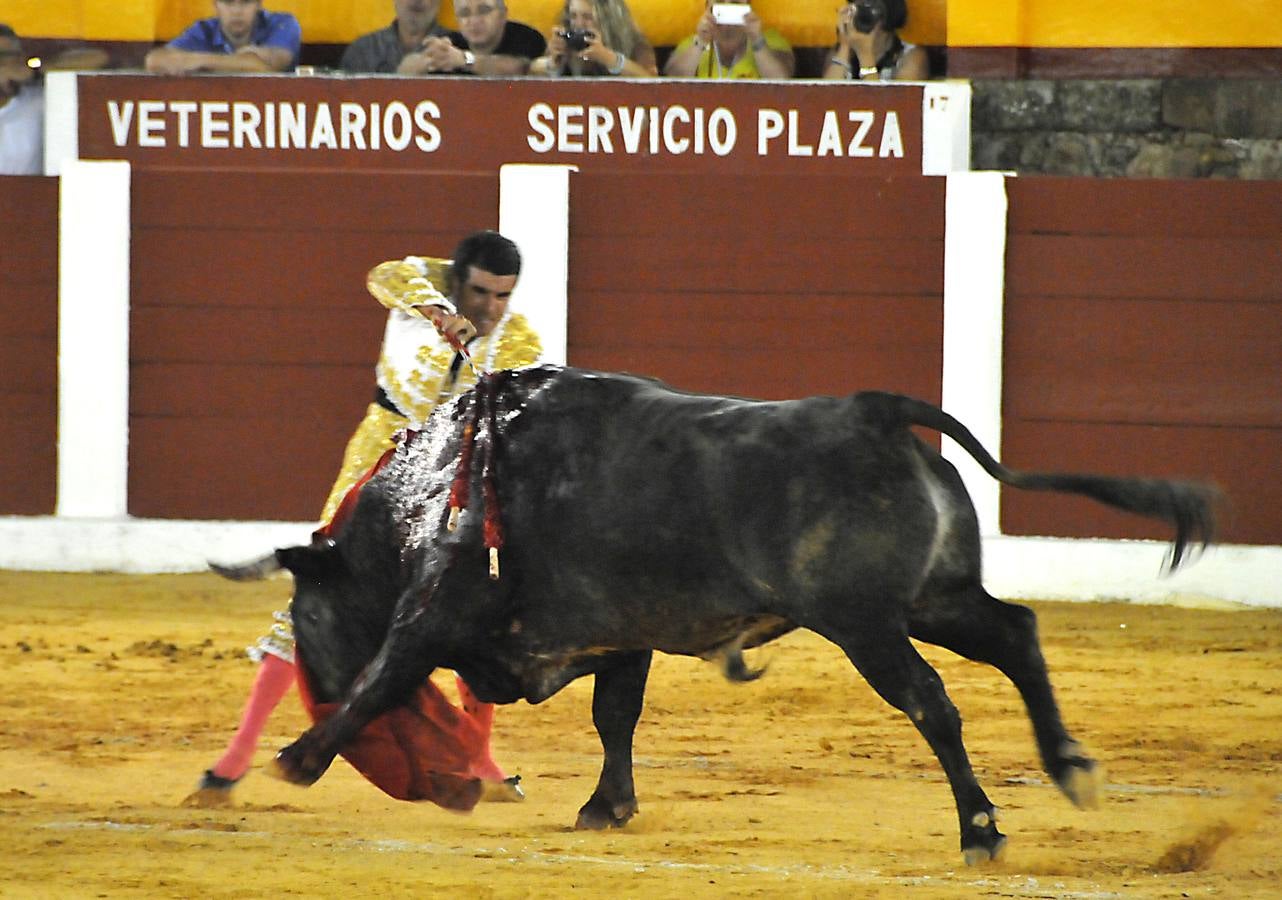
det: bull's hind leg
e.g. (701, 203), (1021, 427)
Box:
(820, 621), (1005, 864)
(576, 650), (652, 830)
(908, 583), (1101, 810)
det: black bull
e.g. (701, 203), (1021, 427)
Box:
(222, 365), (1215, 864)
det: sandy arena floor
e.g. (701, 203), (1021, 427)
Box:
(1, 570), (1279, 899)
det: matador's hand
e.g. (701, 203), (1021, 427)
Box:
(416, 304), (477, 349)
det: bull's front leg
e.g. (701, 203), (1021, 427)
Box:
(576, 650), (652, 829)
(271, 601), (438, 787)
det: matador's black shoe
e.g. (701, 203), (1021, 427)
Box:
(479, 774), (525, 803)
(180, 769), (242, 809)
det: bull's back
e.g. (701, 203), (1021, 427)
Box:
(493, 371), (954, 646)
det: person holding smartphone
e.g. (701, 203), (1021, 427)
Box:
(823, 0), (928, 81)
(529, 0), (656, 77)
(664, 1), (794, 79)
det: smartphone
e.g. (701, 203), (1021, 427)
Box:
(711, 3), (750, 26)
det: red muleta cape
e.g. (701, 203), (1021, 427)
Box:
(297, 447), (487, 811)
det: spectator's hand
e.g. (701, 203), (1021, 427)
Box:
(416, 304), (477, 349)
(838, 4), (879, 66)
(420, 36), (465, 72)
(742, 11), (765, 45)
(396, 37), (438, 75)
(577, 31), (613, 68)
(152, 52), (211, 75)
(695, 11), (716, 46)
(235, 45), (274, 65)
(545, 30), (568, 69)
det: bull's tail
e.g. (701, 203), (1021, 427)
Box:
(861, 392), (1218, 574)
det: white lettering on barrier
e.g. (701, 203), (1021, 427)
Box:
(280, 103), (305, 148)
(413, 101), (441, 151)
(527, 103), (738, 157)
(98, 98), (899, 163)
(848, 111), (874, 157)
(757, 108), (902, 158)
(588, 106), (613, 152)
(172, 101), (197, 147)
(880, 111), (904, 158)
(138, 101), (165, 148)
(101, 99), (442, 153)
(310, 105), (337, 149)
(340, 102), (366, 150)
(233, 102), (262, 148)
(201, 102), (229, 148)
(558, 104), (585, 152)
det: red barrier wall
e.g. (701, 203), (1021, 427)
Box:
(1002, 177), (1282, 546)
(124, 168), (943, 521)
(565, 171), (944, 401)
(126, 170), (498, 520)
(0, 178), (59, 515)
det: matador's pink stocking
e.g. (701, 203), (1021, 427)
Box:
(455, 675), (504, 782)
(210, 653), (296, 781)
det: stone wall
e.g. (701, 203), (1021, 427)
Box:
(971, 79), (1282, 179)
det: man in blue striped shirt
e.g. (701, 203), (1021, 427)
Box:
(145, 0), (301, 74)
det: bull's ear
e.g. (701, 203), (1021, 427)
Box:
(276, 538), (340, 579)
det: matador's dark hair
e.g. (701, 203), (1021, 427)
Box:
(449, 230), (522, 291)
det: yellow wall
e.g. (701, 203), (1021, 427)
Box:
(947, 0), (1282, 48)
(15, 0), (1279, 49)
(6, 0), (946, 48)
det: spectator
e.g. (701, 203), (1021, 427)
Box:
(528, 0), (657, 78)
(184, 231), (542, 809)
(340, 0), (448, 74)
(664, 1), (794, 79)
(1, 25), (108, 175)
(355, 0), (547, 76)
(144, 0), (301, 75)
(441, 0), (546, 75)
(822, 0), (928, 81)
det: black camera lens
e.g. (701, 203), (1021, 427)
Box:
(563, 29), (591, 51)
(850, 0), (883, 33)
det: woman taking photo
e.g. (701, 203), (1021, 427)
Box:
(823, 0), (928, 81)
(529, 0), (657, 77)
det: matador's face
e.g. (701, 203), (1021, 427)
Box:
(455, 266), (517, 338)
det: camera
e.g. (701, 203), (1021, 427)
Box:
(559, 28), (592, 51)
(848, 0), (884, 34)
(711, 3), (750, 26)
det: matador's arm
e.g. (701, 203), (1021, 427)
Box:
(366, 256), (477, 348)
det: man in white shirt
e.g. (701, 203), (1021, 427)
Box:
(0, 24), (43, 175)
(1, 25), (108, 175)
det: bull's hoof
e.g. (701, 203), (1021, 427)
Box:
(480, 775), (526, 803)
(264, 751), (322, 787)
(180, 769), (239, 809)
(960, 808), (1006, 865)
(1053, 743), (1103, 809)
(574, 796), (637, 830)
(962, 836), (1007, 866)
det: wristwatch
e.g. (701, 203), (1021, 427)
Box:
(462, 49), (476, 70)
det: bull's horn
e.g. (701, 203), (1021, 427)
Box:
(209, 552), (283, 582)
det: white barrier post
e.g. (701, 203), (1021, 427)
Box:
(56, 159), (131, 519)
(498, 163), (577, 365)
